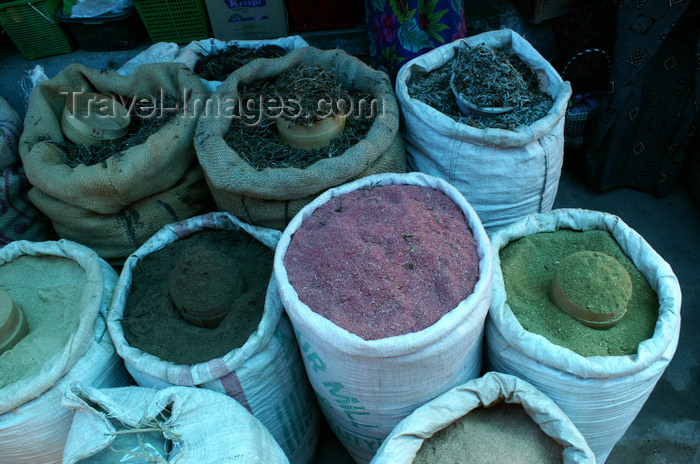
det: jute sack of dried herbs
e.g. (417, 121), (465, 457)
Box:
(0, 240), (131, 464)
(275, 172), (493, 463)
(0, 97), (52, 244)
(175, 36), (309, 93)
(372, 372), (595, 464)
(62, 384), (289, 464)
(396, 29), (572, 232)
(195, 46), (407, 231)
(108, 212), (320, 464)
(486, 209), (682, 463)
(19, 63), (213, 262)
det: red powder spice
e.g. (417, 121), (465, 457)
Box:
(284, 184), (480, 340)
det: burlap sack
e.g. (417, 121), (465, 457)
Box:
(195, 46), (407, 230)
(27, 167), (212, 261)
(19, 63), (212, 260)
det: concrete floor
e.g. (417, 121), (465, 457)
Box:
(1, 25), (698, 464)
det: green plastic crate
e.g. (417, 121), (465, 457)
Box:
(0, 0), (72, 59)
(132, 0), (211, 44)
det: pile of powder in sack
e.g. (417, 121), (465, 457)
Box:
(414, 402), (564, 464)
(284, 184), (480, 340)
(122, 229), (273, 365)
(500, 229), (658, 357)
(0, 256), (86, 388)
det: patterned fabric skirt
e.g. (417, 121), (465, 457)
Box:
(365, 0), (465, 81)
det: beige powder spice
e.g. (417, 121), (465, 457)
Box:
(0, 256), (86, 388)
(414, 402), (564, 464)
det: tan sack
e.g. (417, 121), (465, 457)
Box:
(195, 46), (407, 230)
(19, 63), (213, 261)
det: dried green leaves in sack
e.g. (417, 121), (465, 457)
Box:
(174, 36), (309, 93)
(19, 63), (213, 262)
(396, 30), (572, 232)
(195, 46), (407, 231)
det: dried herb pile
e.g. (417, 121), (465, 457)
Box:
(57, 95), (181, 167)
(225, 65), (376, 170)
(408, 44), (552, 130)
(194, 44), (286, 81)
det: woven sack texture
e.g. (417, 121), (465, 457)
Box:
(63, 384), (289, 464)
(108, 212), (320, 464)
(274, 172), (493, 463)
(486, 209), (681, 463)
(372, 372), (595, 464)
(0, 97), (52, 244)
(195, 46), (407, 230)
(0, 240), (131, 464)
(19, 62), (213, 260)
(395, 29), (572, 232)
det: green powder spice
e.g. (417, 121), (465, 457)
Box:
(500, 229), (658, 357)
(0, 256), (86, 388)
(414, 402), (564, 464)
(557, 251), (633, 315)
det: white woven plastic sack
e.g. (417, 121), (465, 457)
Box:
(117, 42), (181, 75)
(0, 240), (131, 464)
(175, 36), (309, 92)
(274, 172), (494, 463)
(395, 29), (572, 232)
(0, 96), (21, 171)
(372, 372), (595, 463)
(107, 212), (320, 464)
(62, 384), (290, 464)
(486, 208), (682, 463)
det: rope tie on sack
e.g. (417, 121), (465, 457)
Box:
(27, 2), (56, 24)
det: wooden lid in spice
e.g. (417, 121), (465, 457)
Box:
(169, 245), (245, 329)
(550, 251), (633, 330)
(0, 290), (29, 355)
(276, 115), (346, 150)
(61, 92), (131, 146)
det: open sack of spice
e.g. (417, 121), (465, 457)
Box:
(371, 372), (595, 463)
(396, 29), (572, 232)
(107, 211), (319, 464)
(174, 36), (309, 92)
(18, 63), (214, 262)
(0, 240), (131, 464)
(195, 46), (407, 231)
(0, 96), (52, 245)
(61, 383), (289, 464)
(274, 172), (493, 463)
(486, 208), (682, 463)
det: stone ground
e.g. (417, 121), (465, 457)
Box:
(0, 4), (697, 462)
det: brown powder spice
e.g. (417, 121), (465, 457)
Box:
(413, 402), (564, 464)
(284, 184), (481, 340)
(122, 229), (273, 365)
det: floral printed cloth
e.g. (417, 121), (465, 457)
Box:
(366, 0), (465, 81)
